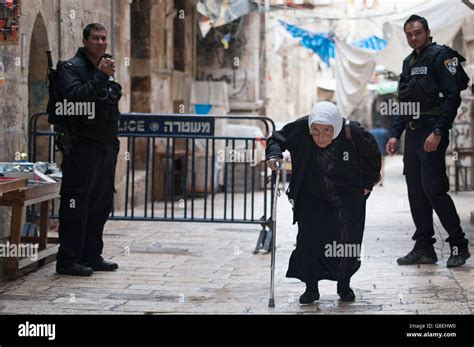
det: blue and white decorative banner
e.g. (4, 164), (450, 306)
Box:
(352, 35), (388, 51)
(280, 21), (335, 65)
(280, 21), (387, 65)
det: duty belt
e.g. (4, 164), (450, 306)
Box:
(406, 118), (437, 130)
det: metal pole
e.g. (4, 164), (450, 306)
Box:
(268, 161), (281, 308)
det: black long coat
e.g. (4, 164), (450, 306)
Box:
(266, 116), (381, 283)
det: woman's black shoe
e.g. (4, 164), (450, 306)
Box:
(299, 284), (320, 305)
(338, 287), (356, 302)
(337, 281), (355, 302)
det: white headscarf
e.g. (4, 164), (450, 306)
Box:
(308, 101), (343, 140)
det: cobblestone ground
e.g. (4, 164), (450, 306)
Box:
(0, 155), (473, 314)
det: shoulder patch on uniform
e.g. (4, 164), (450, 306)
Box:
(444, 58), (457, 75)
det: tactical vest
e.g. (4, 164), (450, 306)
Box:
(63, 55), (122, 126)
(398, 43), (445, 112)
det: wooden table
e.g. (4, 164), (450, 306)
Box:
(0, 178), (28, 194)
(0, 181), (60, 280)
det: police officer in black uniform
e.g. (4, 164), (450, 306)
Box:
(56, 23), (122, 276)
(387, 15), (470, 268)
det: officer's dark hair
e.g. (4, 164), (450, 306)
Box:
(403, 15), (429, 32)
(83, 23), (107, 40)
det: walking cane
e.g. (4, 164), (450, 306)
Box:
(268, 158), (281, 308)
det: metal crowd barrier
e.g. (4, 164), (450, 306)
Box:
(28, 112), (278, 252)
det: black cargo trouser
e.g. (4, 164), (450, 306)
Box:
(57, 139), (118, 265)
(403, 123), (467, 251)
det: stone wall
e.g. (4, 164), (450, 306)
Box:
(196, 11), (264, 112)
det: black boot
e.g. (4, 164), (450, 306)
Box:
(447, 245), (471, 268)
(397, 247), (438, 265)
(337, 281), (355, 302)
(299, 282), (320, 305)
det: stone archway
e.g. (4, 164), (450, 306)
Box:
(28, 12), (51, 163)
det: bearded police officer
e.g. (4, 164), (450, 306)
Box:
(386, 15), (470, 268)
(55, 23), (122, 276)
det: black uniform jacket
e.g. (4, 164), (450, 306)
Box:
(58, 47), (120, 146)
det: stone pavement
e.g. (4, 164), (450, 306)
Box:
(0, 155), (473, 314)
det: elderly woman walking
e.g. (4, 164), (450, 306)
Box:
(266, 102), (381, 304)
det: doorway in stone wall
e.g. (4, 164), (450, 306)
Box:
(28, 13), (51, 164)
(26, 13), (57, 241)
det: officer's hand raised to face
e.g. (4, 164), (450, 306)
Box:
(98, 57), (116, 77)
(386, 138), (399, 156)
(423, 132), (441, 152)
